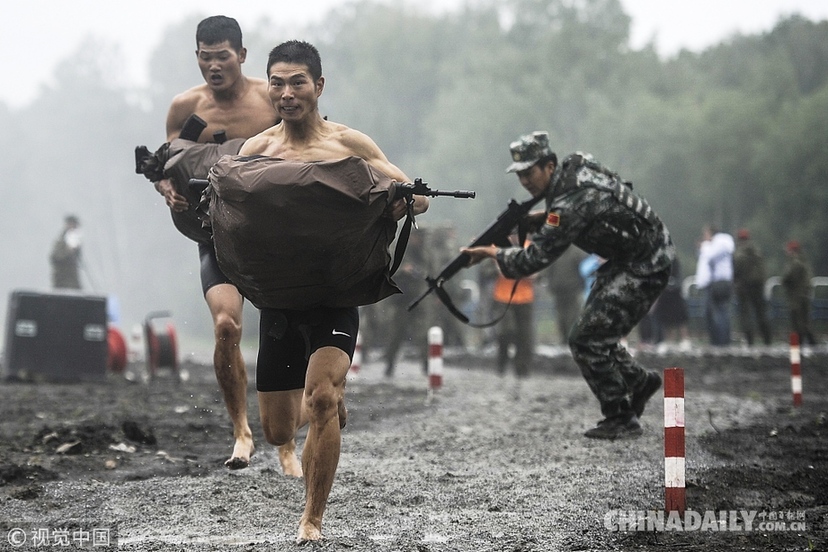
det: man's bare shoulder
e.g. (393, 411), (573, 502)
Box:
(166, 85), (210, 139)
(168, 78), (277, 140)
(169, 84), (211, 112)
(324, 122), (411, 181)
(329, 123), (380, 155)
(238, 125), (281, 155)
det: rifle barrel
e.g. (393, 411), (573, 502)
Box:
(431, 190), (476, 198)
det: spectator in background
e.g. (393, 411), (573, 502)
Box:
(492, 255), (536, 393)
(695, 224), (734, 346)
(732, 229), (772, 346)
(781, 240), (817, 346)
(50, 215), (82, 290)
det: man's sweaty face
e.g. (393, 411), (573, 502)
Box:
(197, 41), (244, 91)
(268, 63), (322, 120)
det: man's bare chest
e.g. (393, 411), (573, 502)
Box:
(198, 102), (276, 141)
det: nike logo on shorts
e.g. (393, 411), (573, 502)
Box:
(332, 329), (351, 338)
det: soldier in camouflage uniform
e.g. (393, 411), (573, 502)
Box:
(781, 240), (817, 346)
(463, 131), (675, 439)
(733, 229), (772, 346)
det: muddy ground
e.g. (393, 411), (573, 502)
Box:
(0, 344), (826, 551)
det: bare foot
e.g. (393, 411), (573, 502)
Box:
(296, 517), (323, 545)
(224, 435), (255, 470)
(278, 440), (303, 477)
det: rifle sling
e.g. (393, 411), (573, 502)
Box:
(434, 277), (519, 329)
(388, 200), (416, 276)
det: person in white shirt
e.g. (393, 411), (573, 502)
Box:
(695, 224), (735, 345)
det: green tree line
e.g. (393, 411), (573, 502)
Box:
(1, 0), (826, 339)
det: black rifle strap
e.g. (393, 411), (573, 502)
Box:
(389, 198), (416, 276)
(434, 277), (520, 329)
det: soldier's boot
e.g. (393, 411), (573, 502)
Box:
(632, 370), (662, 418)
(584, 411), (643, 440)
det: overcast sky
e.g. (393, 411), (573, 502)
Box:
(4, 0), (828, 109)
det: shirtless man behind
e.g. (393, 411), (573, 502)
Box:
(155, 15), (300, 474)
(237, 40), (428, 543)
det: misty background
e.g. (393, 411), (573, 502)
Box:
(1, 0), (827, 352)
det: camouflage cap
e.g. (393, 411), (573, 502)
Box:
(505, 131), (552, 173)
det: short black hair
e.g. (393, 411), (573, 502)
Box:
(267, 40), (322, 81)
(196, 15), (243, 52)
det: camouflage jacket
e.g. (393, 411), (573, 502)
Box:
(733, 240), (766, 289)
(782, 254), (812, 300)
(496, 153), (674, 279)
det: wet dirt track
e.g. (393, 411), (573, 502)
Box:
(0, 345), (826, 551)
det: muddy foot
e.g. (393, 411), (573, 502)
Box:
(224, 436), (254, 470)
(296, 518), (323, 545)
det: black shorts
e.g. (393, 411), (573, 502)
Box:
(256, 306), (359, 392)
(198, 242), (234, 295)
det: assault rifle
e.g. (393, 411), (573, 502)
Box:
(407, 193), (545, 324)
(390, 179), (474, 275)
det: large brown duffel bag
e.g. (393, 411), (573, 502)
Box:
(204, 154), (402, 310)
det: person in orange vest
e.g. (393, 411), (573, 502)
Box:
(492, 239), (536, 390)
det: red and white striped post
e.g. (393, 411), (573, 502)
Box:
(427, 326), (444, 393)
(664, 367), (686, 516)
(790, 332), (802, 407)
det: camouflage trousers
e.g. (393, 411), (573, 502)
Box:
(568, 265), (670, 418)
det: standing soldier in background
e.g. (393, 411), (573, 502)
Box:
(462, 131), (674, 440)
(50, 215), (83, 290)
(781, 240), (817, 346)
(732, 229), (772, 346)
(152, 16), (286, 472)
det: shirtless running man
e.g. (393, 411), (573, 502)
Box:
(155, 16), (300, 474)
(237, 40), (428, 543)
